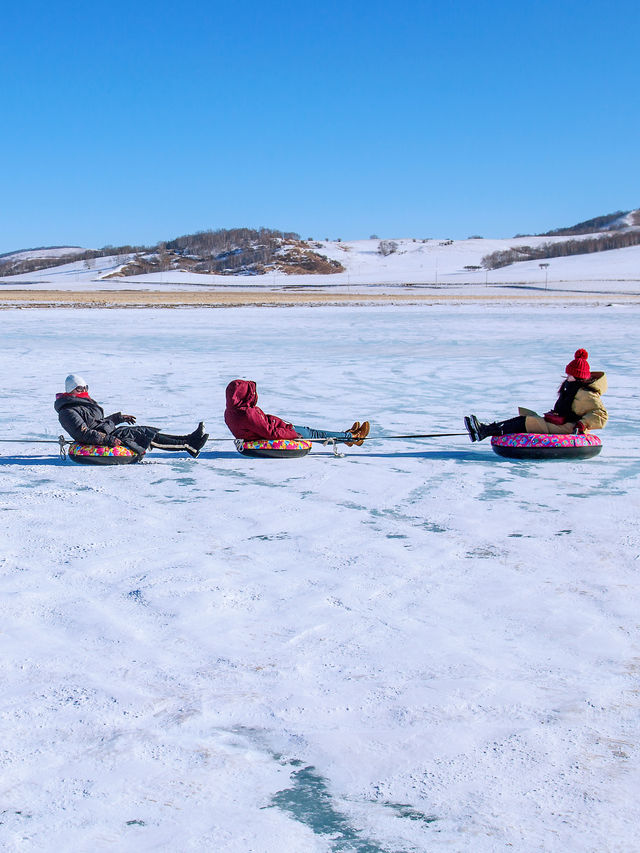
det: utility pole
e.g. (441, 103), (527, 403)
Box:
(539, 263), (550, 289)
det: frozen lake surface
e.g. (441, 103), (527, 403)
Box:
(1, 305), (639, 851)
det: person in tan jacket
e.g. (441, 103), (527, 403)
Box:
(464, 349), (608, 442)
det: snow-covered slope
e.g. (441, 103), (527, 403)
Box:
(0, 246), (87, 262)
(314, 236), (640, 285)
(610, 210), (640, 228)
(1, 231), (639, 292)
(2, 238), (639, 293)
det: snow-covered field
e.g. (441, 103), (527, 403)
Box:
(1, 304), (639, 852)
(2, 237), (640, 293)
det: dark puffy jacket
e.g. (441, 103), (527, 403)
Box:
(224, 380), (299, 440)
(54, 393), (126, 445)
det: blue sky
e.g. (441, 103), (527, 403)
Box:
(1, 0), (638, 252)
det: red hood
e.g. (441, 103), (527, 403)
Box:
(225, 379), (257, 409)
(223, 379), (298, 440)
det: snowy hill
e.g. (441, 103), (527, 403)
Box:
(1, 211), (639, 292)
(2, 237), (639, 294)
(539, 208), (640, 236)
(0, 246), (87, 262)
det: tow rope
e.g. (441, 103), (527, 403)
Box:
(0, 432), (468, 461)
(0, 436), (70, 458)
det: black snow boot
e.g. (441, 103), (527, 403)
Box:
(464, 415), (482, 442)
(465, 414), (526, 442)
(151, 424), (209, 458)
(186, 429), (209, 458)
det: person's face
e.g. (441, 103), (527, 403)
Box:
(566, 374), (576, 382)
(72, 385), (88, 394)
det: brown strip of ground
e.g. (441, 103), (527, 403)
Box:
(1, 289), (639, 308)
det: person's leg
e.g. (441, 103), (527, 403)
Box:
(465, 414), (526, 442)
(293, 421), (370, 446)
(113, 425), (159, 455)
(150, 423), (208, 458)
(523, 416), (574, 435)
(293, 425), (350, 440)
(155, 422), (205, 442)
(495, 416), (527, 435)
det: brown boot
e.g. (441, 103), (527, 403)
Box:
(345, 422), (360, 447)
(346, 421), (370, 447)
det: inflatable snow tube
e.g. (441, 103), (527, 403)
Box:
(68, 442), (141, 465)
(235, 438), (312, 459)
(491, 433), (602, 460)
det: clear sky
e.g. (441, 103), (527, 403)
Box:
(1, 0), (639, 252)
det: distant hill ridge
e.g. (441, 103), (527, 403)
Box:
(1, 209), (639, 277)
(538, 208), (640, 237)
(0, 229), (345, 278)
(0, 246), (85, 261)
(483, 207), (640, 269)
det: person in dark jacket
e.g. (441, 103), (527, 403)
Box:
(224, 379), (370, 446)
(55, 374), (209, 458)
(464, 349), (608, 442)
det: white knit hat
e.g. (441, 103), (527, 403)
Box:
(65, 373), (88, 392)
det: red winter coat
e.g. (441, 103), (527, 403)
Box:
(224, 380), (299, 440)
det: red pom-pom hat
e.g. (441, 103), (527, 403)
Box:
(565, 348), (591, 380)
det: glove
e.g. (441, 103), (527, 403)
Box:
(108, 436), (122, 446)
(574, 421), (589, 434)
(122, 414), (136, 424)
(543, 411), (566, 425)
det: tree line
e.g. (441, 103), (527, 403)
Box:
(481, 229), (640, 270)
(0, 245), (147, 277)
(0, 227), (348, 278)
(538, 209), (635, 237)
(0, 228), (303, 277)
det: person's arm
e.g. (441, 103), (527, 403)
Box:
(573, 392), (608, 430)
(105, 412), (136, 425)
(58, 408), (112, 445)
(543, 411), (566, 425)
(246, 407), (299, 439)
(576, 404), (608, 430)
(263, 414), (300, 439)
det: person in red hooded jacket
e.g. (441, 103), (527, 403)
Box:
(463, 349), (608, 442)
(224, 379), (370, 446)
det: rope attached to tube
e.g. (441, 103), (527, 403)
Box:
(0, 432), (468, 462)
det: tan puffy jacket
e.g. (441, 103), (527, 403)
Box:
(519, 372), (608, 434)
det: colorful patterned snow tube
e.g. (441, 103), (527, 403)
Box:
(235, 438), (312, 459)
(68, 442), (141, 465)
(491, 433), (602, 460)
